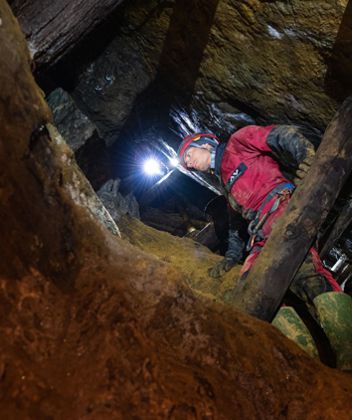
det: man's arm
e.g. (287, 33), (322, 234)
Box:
(266, 125), (316, 175)
(208, 211), (247, 278)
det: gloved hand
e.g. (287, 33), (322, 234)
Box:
(208, 256), (238, 278)
(294, 147), (315, 186)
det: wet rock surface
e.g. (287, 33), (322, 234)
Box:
(47, 88), (96, 152)
(70, 0), (350, 146)
(97, 178), (140, 222)
(21, 0), (351, 244)
(2, 1), (352, 418)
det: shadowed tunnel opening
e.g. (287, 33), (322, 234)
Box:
(109, 0), (220, 201)
(2, 2), (352, 418)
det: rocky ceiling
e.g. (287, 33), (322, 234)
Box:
(13, 0), (351, 238)
(44, 0), (352, 136)
(2, 0), (352, 417)
(72, 0), (350, 138)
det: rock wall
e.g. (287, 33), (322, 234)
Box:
(71, 0), (351, 146)
(2, 1), (352, 418)
(47, 88), (96, 152)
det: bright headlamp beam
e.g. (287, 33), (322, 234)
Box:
(143, 158), (162, 176)
(169, 157), (179, 167)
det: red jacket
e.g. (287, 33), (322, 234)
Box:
(216, 125), (313, 219)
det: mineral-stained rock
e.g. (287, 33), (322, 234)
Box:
(46, 123), (121, 238)
(119, 214), (240, 301)
(47, 88), (96, 152)
(73, 29), (157, 144)
(1, 1), (352, 419)
(71, 0), (350, 145)
(97, 178), (140, 222)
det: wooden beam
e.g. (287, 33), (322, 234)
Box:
(9, 0), (124, 70)
(232, 97), (352, 321)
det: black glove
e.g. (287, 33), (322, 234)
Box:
(294, 148), (315, 186)
(208, 256), (238, 278)
(208, 228), (244, 278)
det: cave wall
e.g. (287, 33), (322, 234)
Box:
(12, 0), (351, 233)
(9, 0), (352, 222)
(2, 1), (352, 417)
(70, 0), (351, 146)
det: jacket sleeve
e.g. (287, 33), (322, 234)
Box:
(266, 125), (315, 170)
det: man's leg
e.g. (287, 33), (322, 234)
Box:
(290, 248), (352, 370)
(289, 249), (338, 316)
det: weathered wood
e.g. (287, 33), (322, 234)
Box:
(232, 96), (352, 321)
(3, 1), (352, 416)
(319, 198), (352, 258)
(9, 0), (124, 70)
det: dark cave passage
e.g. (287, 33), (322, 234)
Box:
(1, 0), (352, 418)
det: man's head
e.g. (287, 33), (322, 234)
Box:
(178, 133), (219, 172)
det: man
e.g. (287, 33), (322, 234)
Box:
(178, 125), (352, 370)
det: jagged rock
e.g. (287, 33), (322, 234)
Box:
(47, 88), (96, 151)
(72, 33), (154, 144)
(2, 1), (352, 418)
(71, 0), (349, 145)
(97, 178), (140, 222)
(46, 90), (140, 224)
(124, 191), (140, 219)
(47, 123), (122, 238)
(43, 123), (121, 238)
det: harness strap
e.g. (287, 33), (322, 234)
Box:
(246, 182), (295, 251)
(259, 182), (294, 215)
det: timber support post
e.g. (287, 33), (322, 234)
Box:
(9, 0), (125, 71)
(232, 96), (352, 321)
